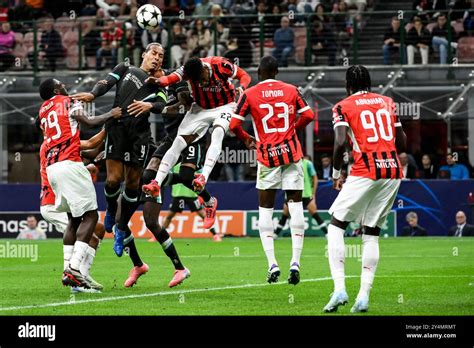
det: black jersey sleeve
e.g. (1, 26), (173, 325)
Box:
(91, 63), (128, 98)
(149, 86), (168, 114)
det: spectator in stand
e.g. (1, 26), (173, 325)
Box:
(187, 18), (211, 58)
(119, 22), (135, 64)
(431, 13), (457, 64)
(402, 212), (428, 236)
(311, 20), (337, 66)
(318, 153), (333, 180)
(407, 16), (431, 65)
(141, 24), (168, 50)
(399, 152), (417, 179)
(419, 154), (438, 178)
(439, 153), (470, 179)
(225, 19), (253, 68)
(194, 0), (213, 16)
(16, 215), (47, 240)
(346, 0), (366, 12)
(82, 17), (101, 69)
(0, 22), (15, 71)
(267, 4), (282, 33)
(209, 19), (229, 56)
(382, 17), (406, 65)
(32, 17), (64, 72)
(96, 18), (122, 70)
(272, 16), (294, 67)
(448, 211), (474, 237)
(96, 0), (121, 17)
(313, 4), (330, 24)
(170, 21), (188, 68)
(332, 0), (351, 59)
(163, 0), (181, 17)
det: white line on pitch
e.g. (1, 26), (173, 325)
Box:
(1, 274), (472, 312)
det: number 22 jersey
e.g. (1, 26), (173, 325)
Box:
(332, 91), (403, 180)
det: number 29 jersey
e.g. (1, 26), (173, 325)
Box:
(332, 91), (403, 180)
(235, 79), (310, 168)
(38, 95), (82, 166)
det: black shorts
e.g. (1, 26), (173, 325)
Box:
(303, 197), (313, 207)
(105, 117), (151, 166)
(170, 197), (201, 213)
(152, 135), (205, 169)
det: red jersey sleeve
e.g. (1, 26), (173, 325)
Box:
(230, 91), (251, 141)
(332, 102), (349, 129)
(295, 88), (314, 131)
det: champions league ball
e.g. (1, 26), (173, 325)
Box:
(136, 4), (162, 31)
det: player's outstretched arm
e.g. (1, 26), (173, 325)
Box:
(233, 66), (251, 89)
(71, 106), (122, 127)
(80, 128), (106, 150)
(145, 72), (182, 87)
(332, 125), (348, 190)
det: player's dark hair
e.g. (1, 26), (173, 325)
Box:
(346, 65), (371, 94)
(184, 57), (204, 82)
(145, 42), (162, 52)
(39, 78), (57, 100)
(259, 55), (279, 75)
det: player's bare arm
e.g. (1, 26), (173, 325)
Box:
(332, 124), (348, 191)
(80, 128), (106, 150)
(395, 125), (407, 153)
(71, 106), (122, 127)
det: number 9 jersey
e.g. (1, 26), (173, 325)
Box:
(39, 95), (82, 167)
(332, 91), (403, 180)
(234, 79), (313, 168)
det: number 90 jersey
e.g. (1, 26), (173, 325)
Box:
(332, 91), (403, 180)
(235, 79), (310, 168)
(38, 95), (82, 166)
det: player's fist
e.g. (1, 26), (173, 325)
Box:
(71, 92), (95, 102)
(244, 135), (256, 150)
(110, 107), (122, 119)
(332, 177), (344, 191)
(145, 76), (163, 85)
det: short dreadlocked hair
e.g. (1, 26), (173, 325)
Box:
(346, 65), (371, 94)
(184, 57), (204, 82)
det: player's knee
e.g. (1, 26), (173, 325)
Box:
(144, 208), (160, 231)
(84, 210), (98, 223)
(106, 176), (121, 188)
(94, 222), (106, 240)
(142, 169), (157, 185)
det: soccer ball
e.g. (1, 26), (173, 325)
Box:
(136, 4), (162, 31)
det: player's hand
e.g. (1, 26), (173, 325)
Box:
(332, 177), (344, 191)
(127, 100), (153, 117)
(235, 86), (244, 101)
(110, 107), (122, 119)
(94, 151), (106, 162)
(71, 92), (95, 102)
(145, 76), (163, 85)
(244, 135), (256, 150)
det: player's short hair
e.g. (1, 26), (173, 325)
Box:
(145, 42), (163, 52)
(346, 65), (371, 94)
(259, 56), (278, 74)
(39, 78), (57, 100)
(184, 57), (204, 82)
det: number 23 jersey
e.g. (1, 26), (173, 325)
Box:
(332, 91), (403, 180)
(235, 79), (310, 168)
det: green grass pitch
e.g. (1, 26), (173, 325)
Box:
(1, 237), (473, 316)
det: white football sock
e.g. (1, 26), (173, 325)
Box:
(63, 245), (74, 271)
(258, 206), (277, 267)
(357, 234), (379, 299)
(327, 224), (346, 292)
(201, 127), (225, 180)
(69, 241), (89, 271)
(155, 136), (188, 185)
(288, 201), (305, 266)
(79, 246), (96, 277)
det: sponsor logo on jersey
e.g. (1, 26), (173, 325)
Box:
(267, 143), (290, 158)
(375, 158), (399, 169)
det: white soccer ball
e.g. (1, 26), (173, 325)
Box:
(136, 4), (162, 31)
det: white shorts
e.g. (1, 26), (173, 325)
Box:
(177, 102), (235, 141)
(329, 176), (401, 228)
(40, 205), (68, 233)
(46, 160), (98, 218)
(256, 159), (304, 191)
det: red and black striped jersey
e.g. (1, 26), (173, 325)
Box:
(234, 79), (313, 168)
(39, 142), (55, 206)
(38, 95), (82, 167)
(175, 56), (239, 109)
(332, 91), (403, 180)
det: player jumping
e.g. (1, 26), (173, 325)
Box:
(230, 56), (314, 284)
(38, 78), (121, 289)
(72, 43), (168, 275)
(323, 65), (406, 313)
(142, 56), (252, 229)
